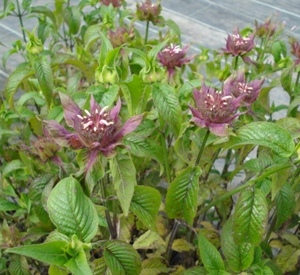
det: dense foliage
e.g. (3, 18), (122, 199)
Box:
(1, 0), (300, 274)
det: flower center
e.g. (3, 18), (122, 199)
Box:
(238, 82), (253, 94)
(77, 107), (114, 134)
(232, 34), (250, 47)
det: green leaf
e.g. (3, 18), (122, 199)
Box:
(141, 257), (170, 275)
(64, 248), (93, 275)
(0, 197), (20, 211)
(31, 6), (57, 27)
(4, 62), (34, 108)
(92, 258), (108, 275)
(165, 167), (201, 225)
(120, 75), (151, 115)
(198, 232), (225, 272)
(34, 54), (54, 107)
(275, 245), (300, 273)
(65, 6), (81, 35)
(152, 83), (182, 136)
(110, 154), (137, 216)
(84, 24), (101, 51)
(275, 184), (295, 229)
(104, 240), (142, 275)
(47, 177), (98, 242)
(233, 189), (268, 245)
(221, 219), (254, 272)
(130, 186), (161, 231)
(8, 255), (31, 275)
(281, 67), (293, 94)
(5, 241), (68, 266)
(230, 122), (295, 158)
(124, 135), (164, 166)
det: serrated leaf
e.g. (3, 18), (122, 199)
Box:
(243, 154), (274, 172)
(104, 240), (142, 275)
(92, 258), (108, 275)
(275, 184), (295, 229)
(4, 62), (34, 108)
(5, 241), (68, 266)
(130, 186), (161, 230)
(65, 6), (81, 35)
(64, 248), (93, 275)
(233, 189), (268, 245)
(120, 75), (151, 115)
(275, 245), (300, 273)
(198, 232), (225, 272)
(0, 197), (20, 211)
(124, 135), (164, 171)
(110, 154), (137, 216)
(141, 257), (170, 275)
(31, 6), (57, 27)
(165, 167), (201, 224)
(281, 67), (293, 94)
(133, 230), (165, 250)
(47, 177), (98, 242)
(230, 122), (295, 158)
(34, 54), (54, 107)
(172, 238), (195, 252)
(221, 219), (254, 272)
(8, 255), (31, 275)
(152, 83), (182, 136)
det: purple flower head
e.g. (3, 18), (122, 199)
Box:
(189, 83), (243, 136)
(224, 72), (264, 105)
(157, 44), (192, 79)
(100, 0), (124, 8)
(108, 26), (134, 48)
(255, 15), (285, 39)
(45, 93), (143, 171)
(289, 37), (300, 65)
(136, 0), (161, 23)
(223, 29), (255, 56)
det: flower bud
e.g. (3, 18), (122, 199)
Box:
(26, 33), (44, 54)
(95, 65), (119, 84)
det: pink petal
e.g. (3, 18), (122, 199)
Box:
(110, 98), (121, 122)
(90, 95), (102, 114)
(209, 123), (229, 137)
(59, 93), (82, 128)
(113, 114), (143, 140)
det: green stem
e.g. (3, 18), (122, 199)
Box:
(221, 149), (232, 178)
(165, 220), (180, 262)
(294, 71), (300, 96)
(144, 20), (150, 44)
(233, 56), (239, 71)
(195, 129), (210, 166)
(264, 213), (277, 242)
(16, 0), (27, 43)
(202, 148), (221, 182)
(99, 178), (117, 239)
(161, 133), (171, 184)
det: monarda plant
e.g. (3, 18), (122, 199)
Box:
(0, 1), (300, 274)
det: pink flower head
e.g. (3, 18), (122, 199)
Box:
(100, 0), (124, 8)
(223, 29), (255, 56)
(224, 72), (264, 105)
(255, 19), (276, 38)
(136, 0), (161, 23)
(189, 83), (243, 136)
(108, 26), (134, 48)
(289, 37), (300, 65)
(157, 44), (193, 79)
(44, 93), (143, 171)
